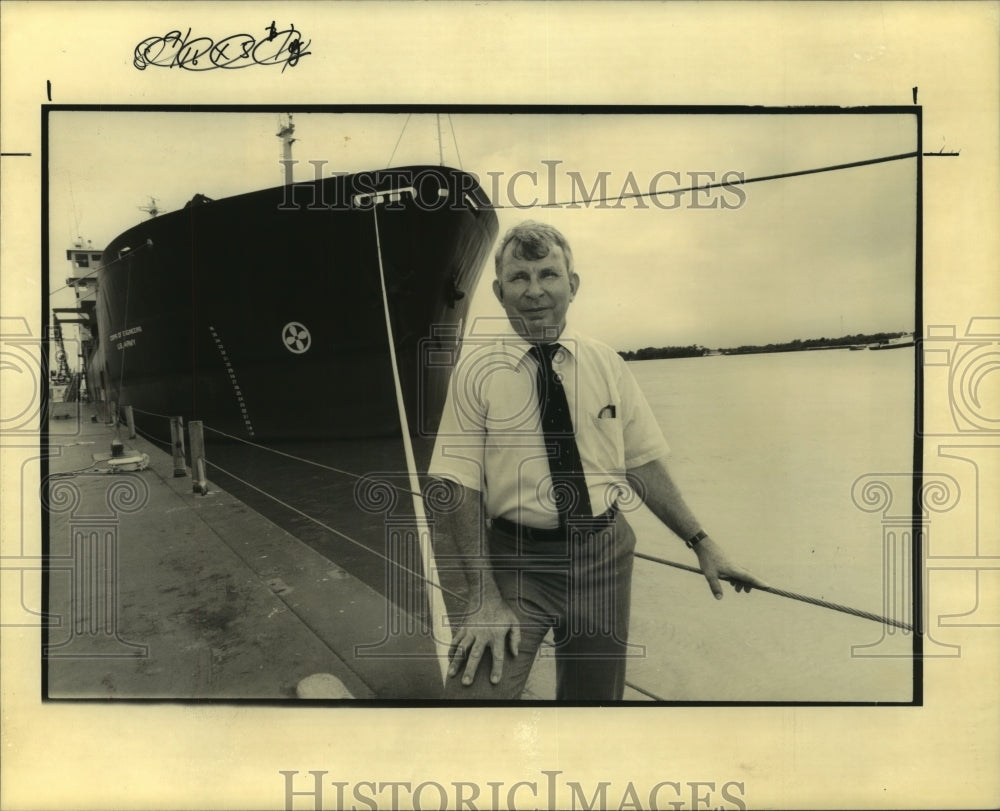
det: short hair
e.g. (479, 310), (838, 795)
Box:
(494, 221), (574, 276)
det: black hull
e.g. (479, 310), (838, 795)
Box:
(95, 167), (498, 447)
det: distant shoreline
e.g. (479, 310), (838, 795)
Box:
(620, 331), (913, 361)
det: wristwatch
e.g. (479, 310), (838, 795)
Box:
(686, 530), (708, 549)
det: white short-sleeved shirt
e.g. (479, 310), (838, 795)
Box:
(428, 323), (670, 529)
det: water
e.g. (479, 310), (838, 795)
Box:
(207, 347), (917, 701)
(623, 348), (916, 701)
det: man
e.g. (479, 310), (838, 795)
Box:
(428, 220), (765, 700)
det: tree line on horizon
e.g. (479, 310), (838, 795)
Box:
(619, 331), (911, 361)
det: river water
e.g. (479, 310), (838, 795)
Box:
(622, 348), (916, 701)
(206, 346), (917, 702)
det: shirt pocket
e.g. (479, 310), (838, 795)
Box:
(588, 414), (625, 471)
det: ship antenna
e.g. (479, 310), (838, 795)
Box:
(69, 175), (83, 240)
(277, 113), (296, 171)
(139, 197), (159, 218)
(435, 113), (444, 164)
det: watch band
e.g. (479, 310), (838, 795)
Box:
(686, 530), (708, 549)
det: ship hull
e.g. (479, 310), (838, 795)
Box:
(95, 167), (497, 446)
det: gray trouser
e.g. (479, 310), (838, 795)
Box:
(443, 511), (637, 701)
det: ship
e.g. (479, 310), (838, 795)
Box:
(89, 165), (498, 451)
(51, 153), (500, 699)
(868, 335), (915, 350)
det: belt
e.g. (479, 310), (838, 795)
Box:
(490, 506), (618, 543)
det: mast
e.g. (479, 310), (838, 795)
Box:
(435, 113), (443, 164)
(277, 113), (296, 182)
(139, 197), (159, 218)
(56, 240), (103, 401)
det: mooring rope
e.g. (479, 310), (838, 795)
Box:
(132, 406), (173, 421)
(132, 420), (464, 607)
(201, 423), (373, 481)
(539, 150), (920, 209)
(142, 414), (421, 501)
(203, 455), (467, 605)
(634, 550), (913, 632)
(371, 202), (453, 670)
(132, 423), (173, 450)
(625, 681), (667, 701)
(384, 112), (413, 169)
(137, 409), (914, 633)
(129, 419), (912, 702)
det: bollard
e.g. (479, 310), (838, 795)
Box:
(124, 405), (136, 439)
(188, 420), (208, 495)
(169, 416), (187, 478)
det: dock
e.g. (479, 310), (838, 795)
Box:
(45, 402), (909, 703)
(44, 407), (455, 701)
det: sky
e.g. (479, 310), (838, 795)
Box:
(48, 110), (917, 353)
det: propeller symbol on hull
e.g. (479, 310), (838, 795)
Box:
(282, 322), (311, 354)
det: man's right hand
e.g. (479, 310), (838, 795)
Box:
(447, 597), (521, 687)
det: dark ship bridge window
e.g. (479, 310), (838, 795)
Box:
(75, 253), (89, 268)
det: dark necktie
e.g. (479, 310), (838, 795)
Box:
(529, 342), (594, 524)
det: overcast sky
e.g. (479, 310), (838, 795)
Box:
(48, 110), (916, 351)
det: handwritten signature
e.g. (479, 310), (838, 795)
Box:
(134, 21), (310, 72)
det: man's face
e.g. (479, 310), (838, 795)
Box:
(492, 242), (580, 342)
